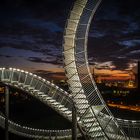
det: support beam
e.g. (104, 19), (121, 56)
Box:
(72, 103), (77, 140)
(5, 86), (9, 140)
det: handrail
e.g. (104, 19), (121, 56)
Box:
(0, 112), (72, 139)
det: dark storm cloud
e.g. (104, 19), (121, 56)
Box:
(0, 3), (63, 60)
(0, 54), (12, 58)
(88, 35), (140, 70)
(20, 19), (62, 32)
(28, 57), (51, 63)
(35, 70), (64, 76)
(28, 57), (62, 65)
(34, 69), (66, 81)
(0, 35), (35, 45)
(88, 0), (140, 70)
(118, 39), (140, 47)
(0, 20), (62, 59)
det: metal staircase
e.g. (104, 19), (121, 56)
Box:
(0, 68), (108, 139)
(0, 67), (74, 139)
(63, 0), (128, 139)
(64, 1), (107, 139)
(0, 68), (72, 121)
(0, 68), (104, 139)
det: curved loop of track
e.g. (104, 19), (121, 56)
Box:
(0, 67), (73, 139)
(63, 0), (140, 139)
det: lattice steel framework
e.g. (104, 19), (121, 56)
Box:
(0, 67), (73, 139)
(63, 0), (129, 139)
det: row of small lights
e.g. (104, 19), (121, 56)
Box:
(0, 67), (69, 96)
(1, 68), (72, 104)
(0, 114), (71, 133)
(116, 118), (139, 123)
(11, 121), (71, 132)
(1, 67), (72, 107)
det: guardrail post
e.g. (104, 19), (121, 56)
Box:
(72, 102), (77, 140)
(5, 85), (9, 140)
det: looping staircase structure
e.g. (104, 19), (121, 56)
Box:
(0, 0), (140, 140)
(63, 0), (138, 139)
(0, 67), (73, 139)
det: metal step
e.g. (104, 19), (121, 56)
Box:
(90, 132), (105, 139)
(88, 126), (102, 133)
(83, 117), (96, 124)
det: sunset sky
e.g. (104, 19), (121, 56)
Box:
(0, 0), (139, 81)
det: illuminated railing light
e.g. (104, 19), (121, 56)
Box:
(42, 78), (46, 82)
(117, 118), (121, 121)
(60, 88), (63, 91)
(29, 73), (33, 75)
(124, 120), (129, 122)
(33, 74), (37, 77)
(51, 83), (54, 86)
(25, 71), (28, 74)
(38, 76), (41, 79)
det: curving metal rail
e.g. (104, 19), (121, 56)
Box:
(0, 68), (140, 139)
(0, 67), (73, 139)
(117, 118), (140, 139)
(0, 68), (73, 120)
(63, 0), (140, 139)
(0, 112), (72, 139)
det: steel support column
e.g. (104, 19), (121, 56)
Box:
(72, 103), (77, 140)
(5, 86), (9, 140)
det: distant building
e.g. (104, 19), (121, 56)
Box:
(132, 61), (140, 89)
